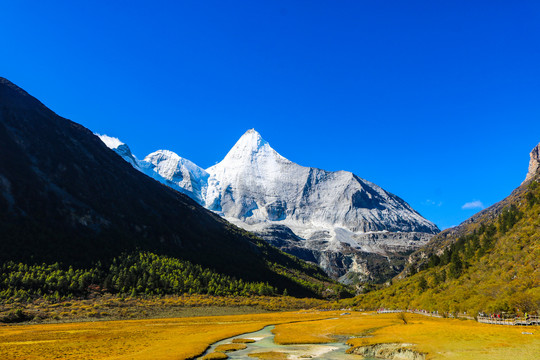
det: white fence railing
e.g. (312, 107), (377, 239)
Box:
(376, 309), (404, 314)
(477, 316), (540, 326)
(376, 310), (539, 326)
(377, 309), (442, 318)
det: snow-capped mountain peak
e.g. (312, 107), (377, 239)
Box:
(97, 135), (209, 203)
(96, 134), (124, 149)
(98, 129), (440, 282)
(203, 129), (438, 233)
(144, 150), (209, 201)
(208, 129), (291, 172)
(96, 134), (139, 169)
(231, 128), (268, 153)
(144, 149), (208, 184)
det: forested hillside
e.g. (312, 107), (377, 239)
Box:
(349, 174), (539, 315)
(0, 77), (352, 300)
(1, 252), (279, 302)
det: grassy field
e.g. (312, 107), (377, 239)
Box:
(1, 311), (538, 359)
(273, 312), (540, 360)
(0, 294), (328, 324)
(0, 310), (336, 360)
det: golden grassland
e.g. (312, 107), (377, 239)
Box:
(0, 294), (328, 324)
(348, 315), (539, 359)
(214, 343), (247, 352)
(273, 312), (394, 344)
(232, 338), (256, 343)
(272, 312), (540, 360)
(201, 352), (229, 360)
(1, 311), (538, 359)
(247, 351), (288, 359)
(0, 310), (337, 360)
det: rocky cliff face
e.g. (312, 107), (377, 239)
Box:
(524, 142), (540, 184)
(99, 129), (439, 283)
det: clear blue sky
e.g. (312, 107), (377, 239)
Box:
(2, 1), (539, 229)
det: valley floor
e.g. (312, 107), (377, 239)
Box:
(0, 310), (538, 359)
(0, 294), (328, 324)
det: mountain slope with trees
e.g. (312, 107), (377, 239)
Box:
(0, 77), (348, 299)
(348, 144), (540, 315)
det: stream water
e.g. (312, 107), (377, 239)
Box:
(199, 325), (375, 360)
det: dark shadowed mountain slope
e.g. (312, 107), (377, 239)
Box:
(0, 77), (340, 297)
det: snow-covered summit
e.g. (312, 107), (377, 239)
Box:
(96, 134), (124, 149)
(98, 129), (440, 282)
(145, 150), (208, 183)
(228, 128), (268, 154)
(96, 134), (139, 169)
(205, 130), (438, 235)
(97, 135), (208, 203)
(144, 150), (209, 203)
(221, 129), (284, 159)
(207, 129), (291, 172)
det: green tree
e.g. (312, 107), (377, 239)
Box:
(417, 276), (428, 292)
(448, 251), (462, 279)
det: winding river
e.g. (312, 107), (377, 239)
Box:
(199, 325), (375, 360)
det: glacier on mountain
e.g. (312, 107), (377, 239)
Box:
(98, 130), (439, 283)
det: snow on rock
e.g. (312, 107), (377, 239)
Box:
(97, 129), (440, 282)
(96, 134), (208, 203)
(96, 134), (140, 169)
(205, 129), (438, 237)
(96, 134), (124, 149)
(143, 150), (209, 203)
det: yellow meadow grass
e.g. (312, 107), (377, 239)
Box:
(247, 351), (288, 359)
(214, 343), (247, 352)
(232, 338), (256, 343)
(273, 312), (540, 360)
(1, 311), (538, 359)
(0, 310), (335, 360)
(201, 352), (228, 360)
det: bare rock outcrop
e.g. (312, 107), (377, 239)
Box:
(523, 142), (540, 184)
(348, 343), (425, 360)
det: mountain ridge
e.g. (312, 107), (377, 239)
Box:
(349, 141), (540, 314)
(403, 141), (540, 271)
(99, 129), (439, 284)
(343, 139), (540, 317)
(0, 77), (341, 298)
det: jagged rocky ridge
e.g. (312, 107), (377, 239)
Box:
(99, 130), (439, 283)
